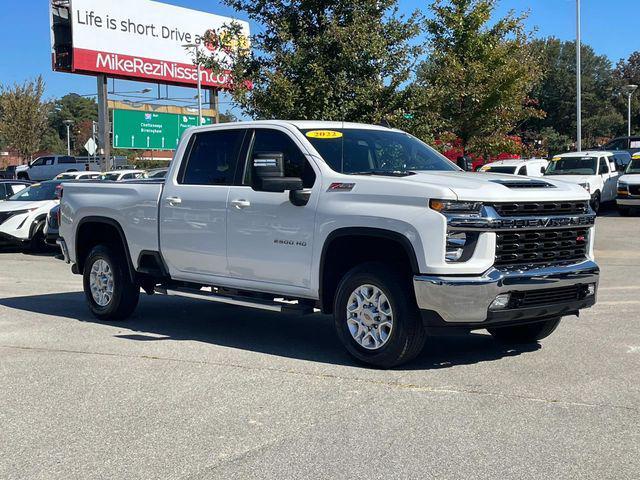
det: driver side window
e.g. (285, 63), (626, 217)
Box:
(244, 129), (316, 188)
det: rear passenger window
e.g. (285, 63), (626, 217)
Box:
(181, 130), (245, 185)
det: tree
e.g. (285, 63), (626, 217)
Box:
(529, 38), (624, 145)
(614, 51), (640, 136)
(414, 0), (543, 155)
(49, 93), (98, 155)
(0, 76), (52, 161)
(201, 0), (422, 124)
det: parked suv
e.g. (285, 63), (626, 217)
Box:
(602, 136), (640, 156)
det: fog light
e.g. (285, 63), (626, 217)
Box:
(446, 232), (466, 262)
(586, 284), (596, 297)
(489, 293), (511, 310)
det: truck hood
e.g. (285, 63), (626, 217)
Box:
(619, 173), (640, 185)
(402, 171), (589, 202)
(0, 200), (55, 212)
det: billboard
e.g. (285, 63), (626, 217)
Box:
(50, 0), (250, 88)
(112, 109), (214, 150)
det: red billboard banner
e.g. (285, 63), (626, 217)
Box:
(72, 48), (232, 88)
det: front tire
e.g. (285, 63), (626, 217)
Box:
(488, 317), (561, 344)
(590, 192), (601, 214)
(83, 245), (139, 321)
(28, 221), (47, 252)
(334, 262), (426, 368)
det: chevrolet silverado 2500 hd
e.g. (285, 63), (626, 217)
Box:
(57, 121), (599, 368)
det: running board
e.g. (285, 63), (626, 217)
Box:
(155, 286), (314, 314)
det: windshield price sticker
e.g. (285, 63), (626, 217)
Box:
(552, 156), (561, 161)
(306, 130), (343, 139)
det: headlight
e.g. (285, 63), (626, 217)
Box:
(617, 183), (629, 196)
(430, 199), (482, 215)
(579, 183), (591, 193)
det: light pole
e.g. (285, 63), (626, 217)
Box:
(576, 0), (582, 151)
(63, 120), (73, 156)
(183, 43), (203, 125)
(622, 85), (638, 137)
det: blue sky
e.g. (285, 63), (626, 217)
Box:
(1, 0), (638, 116)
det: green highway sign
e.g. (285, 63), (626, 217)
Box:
(112, 109), (214, 150)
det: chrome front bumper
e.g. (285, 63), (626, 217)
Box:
(413, 260), (599, 324)
(617, 198), (640, 206)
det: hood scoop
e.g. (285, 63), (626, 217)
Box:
(489, 179), (556, 189)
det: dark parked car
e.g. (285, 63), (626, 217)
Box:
(611, 151), (632, 171)
(0, 165), (19, 179)
(0, 180), (32, 200)
(602, 136), (640, 156)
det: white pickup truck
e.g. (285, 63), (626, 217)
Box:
(16, 155), (100, 181)
(58, 121), (599, 367)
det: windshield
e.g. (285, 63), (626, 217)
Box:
(626, 159), (640, 174)
(9, 182), (60, 201)
(545, 157), (597, 175)
(300, 128), (458, 174)
(482, 166), (517, 174)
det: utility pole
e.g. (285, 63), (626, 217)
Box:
(576, 0), (582, 152)
(96, 74), (110, 171)
(622, 85), (638, 137)
(63, 120), (73, 156)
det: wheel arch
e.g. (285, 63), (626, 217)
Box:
(75, 216), (135, 281)
(319, 227), (420, 314)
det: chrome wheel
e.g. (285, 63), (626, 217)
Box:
(89, 259), (114, 307)
(346, 284), (393, 350)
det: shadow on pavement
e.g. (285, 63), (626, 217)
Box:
(0, 291), (540, 370)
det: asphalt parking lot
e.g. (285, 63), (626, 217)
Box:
(1, 210), (639, 480)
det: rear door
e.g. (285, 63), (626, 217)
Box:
(226, 128), (319, 288)
(599, 156), (616, 201)
(159, 128), (246, 280)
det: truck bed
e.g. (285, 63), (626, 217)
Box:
(60, 180), (164, 267)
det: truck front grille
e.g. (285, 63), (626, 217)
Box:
(495, 228), (589, 268)
(491, 201), (589, 217)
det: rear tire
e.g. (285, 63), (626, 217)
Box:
(488, 317), (561, 344)
(333, 262), (426, 368)
(83, 245), (139, 321)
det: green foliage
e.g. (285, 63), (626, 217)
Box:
(201, 0), (422, 124)
(49, 93), (98, 155)
(529, 38), (624, 146)
(0, 76), (52, 161)
(415, 0), (543, 153)
(614, 51), (640, 135)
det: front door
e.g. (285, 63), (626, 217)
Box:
(226, 128), (319, 289)
(599, 156), (617, 201)
(159, 128), (246, 280)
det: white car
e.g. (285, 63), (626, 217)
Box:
(616, 154), (640, 216)
(16, 155), (100, 181)
(55, 171), (102, 180)
(479, 158), (548, 177)
(544, 151), (620, 212)
(58, 120), (599, 368)
(99, 170), (147, 181)
(0, 180), (61, 250)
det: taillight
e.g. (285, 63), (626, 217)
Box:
(56, 208), (61, 226)
(55, 184), (64, 199)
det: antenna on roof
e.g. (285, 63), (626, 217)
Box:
(378, 118), (391, 128)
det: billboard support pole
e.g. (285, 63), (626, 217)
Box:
(196, 63), (203, 125)
(97, 75), (110, 171)
(210, 88), (220, 123)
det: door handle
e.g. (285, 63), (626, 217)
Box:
(231, 199), (251, 209)
(166, 196), (182, 206)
